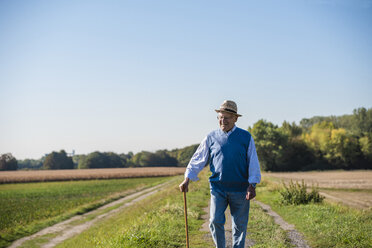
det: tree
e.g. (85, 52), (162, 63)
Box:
(0, 153), (18, 171)
(17, 158), (43, 170)
(129, 150), (178, 167)
(78, 151), (126, 169)
(249, 120), (287, 171)
(359, 136), (372, 164)
(325, 129), (362, 169)
(43, 150), (74, 170)
(280, 121), (302, 137)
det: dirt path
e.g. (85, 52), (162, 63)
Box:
(9, 181), (172, 248)
(201, 200), (310, 248)
(254, 200), (310, 248)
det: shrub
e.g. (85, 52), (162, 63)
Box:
(280, 180), (324, 205)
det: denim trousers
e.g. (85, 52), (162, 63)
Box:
(209, 188), (250, 248)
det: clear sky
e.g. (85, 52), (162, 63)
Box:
(1, 0), (371, 160)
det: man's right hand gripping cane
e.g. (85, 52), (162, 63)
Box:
(179, 178), (190, 192)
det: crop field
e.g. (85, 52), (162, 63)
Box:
(0, 167), (185, 183)
(263, 170), (372, 209)
(0, 176), (171, 248)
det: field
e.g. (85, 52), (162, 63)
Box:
(0, 176), (171, 248)
(0, 167), (185, 183)
(55, 171), (290, 248)
(264, 170), (372, 209)
(2, 169), (372, 248)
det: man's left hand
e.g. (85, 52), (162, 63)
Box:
(246, 184), (256, 200)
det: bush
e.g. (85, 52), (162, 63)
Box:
(280, 180), (324, 205)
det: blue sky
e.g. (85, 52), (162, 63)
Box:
(1, 0), (371, 160)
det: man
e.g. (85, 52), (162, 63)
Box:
(179, 100), (261, 248)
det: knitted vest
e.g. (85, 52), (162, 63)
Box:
(207, 127), (251, 192)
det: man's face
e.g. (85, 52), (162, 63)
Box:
(218, 112), (238, 132)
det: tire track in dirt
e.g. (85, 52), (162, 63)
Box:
(254, 200), (311, 248)
(9, 181), (173, 248)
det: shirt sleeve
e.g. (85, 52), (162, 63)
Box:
(247, 136), (261, 184)
(184, 136), (209, 181)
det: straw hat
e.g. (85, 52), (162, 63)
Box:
(215, 100), (242, 117)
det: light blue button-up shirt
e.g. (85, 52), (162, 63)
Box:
(185, 126), (261, 185)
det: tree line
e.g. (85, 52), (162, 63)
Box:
(249, 107), (372, 171)
(1, 144), (198, 170)
(1, 107), (371, 171)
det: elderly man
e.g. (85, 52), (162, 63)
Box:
(179, 100), (261, 248)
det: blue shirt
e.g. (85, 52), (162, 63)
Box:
(185, 126), (261, 187)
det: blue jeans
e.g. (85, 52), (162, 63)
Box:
(209, 188), (250, 248)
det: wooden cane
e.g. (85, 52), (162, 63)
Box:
(183, 191), (189, 248)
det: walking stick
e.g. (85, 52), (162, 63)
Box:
(183, 191), (189, 248)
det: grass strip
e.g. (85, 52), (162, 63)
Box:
(247, 201), (292, 247)
(256, 178), (372, 248)
(0, 177), (169, 248)
(56, 173), (212, 248)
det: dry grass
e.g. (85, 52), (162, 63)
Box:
(264, 170), (372, 209)
(0, 167), (185, 183)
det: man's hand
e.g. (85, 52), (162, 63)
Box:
(179, 178), (190, 192)
(246, 184), (256, 200)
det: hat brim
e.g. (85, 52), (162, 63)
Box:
(215, 109), (242, 117)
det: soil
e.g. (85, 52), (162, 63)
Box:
(320, 190), (372, 209)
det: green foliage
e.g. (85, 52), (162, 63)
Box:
(130, 150), (178, 167)
(0, 177), (168, 247)
(43, 150), (74, 170)
(0, 153), (17, 171)
(17, 158), (44, 170)
(167, 144), (199, 166)
(250, 107), (372, 171)
(76, 146), (195, 169)
(78, 151), (126, 169)
(250, 120), (314, 171)
(280, 180), (324, 205)
(359, 136), (372, 162)
(249, 119), (287, 171)
(300, 107), (372, 137)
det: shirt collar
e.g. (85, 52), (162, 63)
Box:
(220, 125), (237, 136)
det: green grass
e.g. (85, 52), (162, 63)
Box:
(256, 178), (372, 248)
(247, 201), (292, 247)
(57, 170), (291, 248)
(56, 173), (212, 248)
(0, 177), (170, 248)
